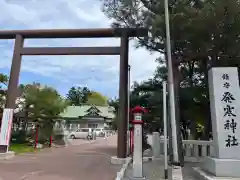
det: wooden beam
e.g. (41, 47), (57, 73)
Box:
(0, 28), (148, 39)
(21, 47), (121, 55)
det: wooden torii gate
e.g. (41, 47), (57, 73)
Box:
(0, 28), (148, 159)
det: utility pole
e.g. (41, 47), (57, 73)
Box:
(162, 81), (168, 179)
(127, 65), (131, 155)
(164, 0), (180, 165)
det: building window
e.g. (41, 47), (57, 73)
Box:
(88, 123), (98, 128)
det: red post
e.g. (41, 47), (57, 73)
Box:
(35, 125), (38, 149)
(131, 106), (147, 178)
(130, 129), (132, 154)
(49, 136), (52, 147)
(129, 106), (148, 155)
(130, 129), (134, 154)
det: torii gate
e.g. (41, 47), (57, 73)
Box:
(0, 28), (148, 160)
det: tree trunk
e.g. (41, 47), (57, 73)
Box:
(202, 59), (212, 140)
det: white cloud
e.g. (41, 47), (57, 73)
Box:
(0, 0), (159, 97)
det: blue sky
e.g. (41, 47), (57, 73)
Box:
(0, 0), (158, 98)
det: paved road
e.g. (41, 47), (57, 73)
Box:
(0, 135), (120, 180)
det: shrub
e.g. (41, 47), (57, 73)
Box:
(11, 130), (28, 144)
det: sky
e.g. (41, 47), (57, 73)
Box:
(0, 0), (159, 99)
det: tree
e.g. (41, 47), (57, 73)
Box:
(108, 98), (119, 114)
(130, 79), (163, 130)
(86, 91), (108, 106)
(66, 86), (90, 105)
(108, 98), (119, 130)
(0, 73), (8, 111)
(23, 84), (68, 143)
(101, 0), (240, 139)
(0, 74), (25, 118)
(24, 86), (67, 118)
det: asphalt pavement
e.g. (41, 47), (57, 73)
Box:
(0, 135), (121, 180)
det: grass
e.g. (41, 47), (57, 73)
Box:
(9, 143), (38, 154)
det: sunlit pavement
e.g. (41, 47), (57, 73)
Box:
(67, 137), (104, 146)
(0, 135), (120, 180)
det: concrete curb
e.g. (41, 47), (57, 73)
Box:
(114, 156), (163, 180)
(143, 156), (154, 162)
(143, 156), (164, 162)
(192, 167), (211, 180)
(115, 157), (132, 180)
(170, 165), (183, 180)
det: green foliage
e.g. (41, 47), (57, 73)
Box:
(23, 84), (68, 139)
(86, 91), (108, 106)
(66, 86), (90, 105)
(101, 0), (240, 68)
(100, 0), (240, 139)
(66, 86), (108, 106)
(11, 130), (28, 144)
(108, 98), (119, 113)
(9, 144), (37, 154)
(0, 73), (8, 88)
(130, 78), (164, 127)
(0, 73), (8, 112)
(24, 86), (67, 117)
(108, 98), (119, 130)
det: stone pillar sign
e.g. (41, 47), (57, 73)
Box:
(202, 67), (240, 177)
(131, 106), (147, 179)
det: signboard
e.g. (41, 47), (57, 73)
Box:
(208, 67), (240, 159)
(134, 113), (142, 121)
(0, 108), (13, 146)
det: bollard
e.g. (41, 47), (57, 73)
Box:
(104, 131), (107, 139)
(63, 132), (69, 147)
(152, 132), (161, 159)
(160, 135), (165, 155)
(93, 131), (97, 140)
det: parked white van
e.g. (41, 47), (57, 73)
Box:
(69, 128), (93, 140)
